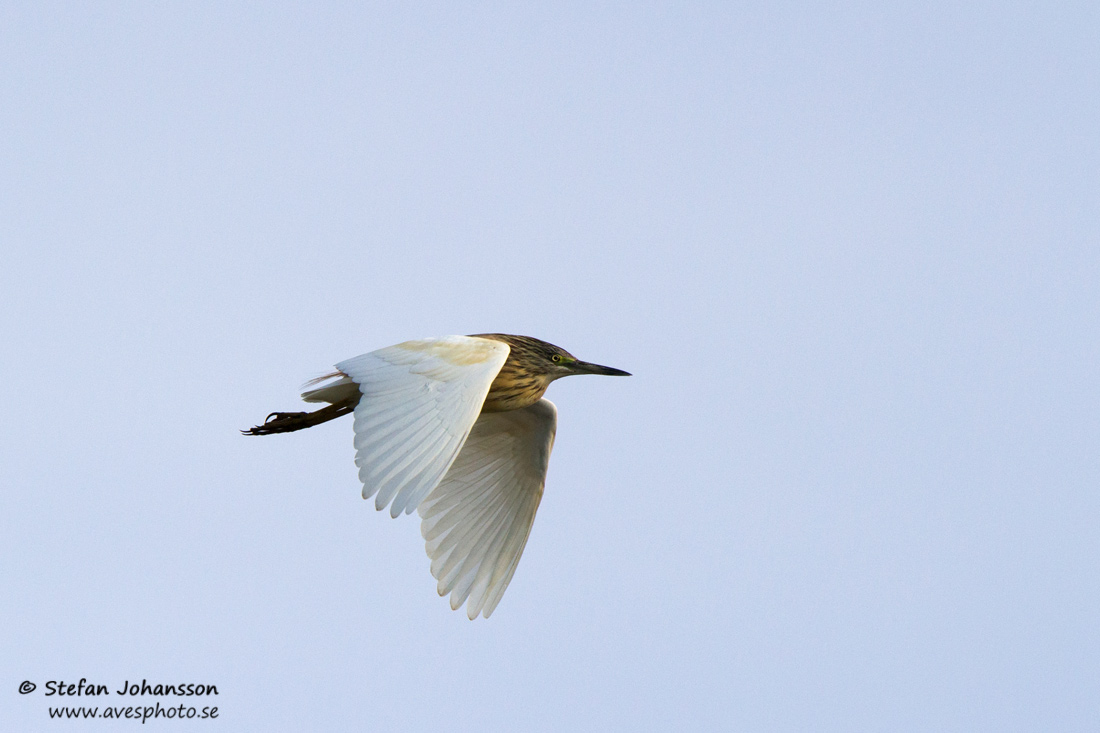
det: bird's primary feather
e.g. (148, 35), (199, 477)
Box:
(419, 399), (556, 618)
(335, 336), (510, 517)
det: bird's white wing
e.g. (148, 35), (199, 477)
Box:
(419, 399), (557, 619)
(336, 336), (510, 518)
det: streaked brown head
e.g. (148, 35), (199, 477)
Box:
(472, 333), (630, 412)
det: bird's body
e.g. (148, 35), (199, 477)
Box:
(244, 334), (628, 618)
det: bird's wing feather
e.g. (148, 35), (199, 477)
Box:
(336, 336), (510, 517)
(419, 399), (556, 619)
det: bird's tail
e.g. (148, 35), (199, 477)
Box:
(242, 399), (357, 436)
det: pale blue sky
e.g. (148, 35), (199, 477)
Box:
(3, 2), (1098, 731)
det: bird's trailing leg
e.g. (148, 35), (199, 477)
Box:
(242, 400), (356, 436)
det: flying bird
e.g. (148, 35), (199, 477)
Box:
(243, 334), (630, 618)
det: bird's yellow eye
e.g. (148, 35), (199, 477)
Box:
(551, 354), (562, 363)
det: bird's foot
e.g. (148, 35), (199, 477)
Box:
(241, 411), (311, 436)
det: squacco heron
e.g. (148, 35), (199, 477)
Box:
(244, 334), (630, 618)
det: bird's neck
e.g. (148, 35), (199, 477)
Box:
(480, 362), (551, 412)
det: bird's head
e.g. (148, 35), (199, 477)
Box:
(474, 333), (631, 382)
(542, 343), (632, 381)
